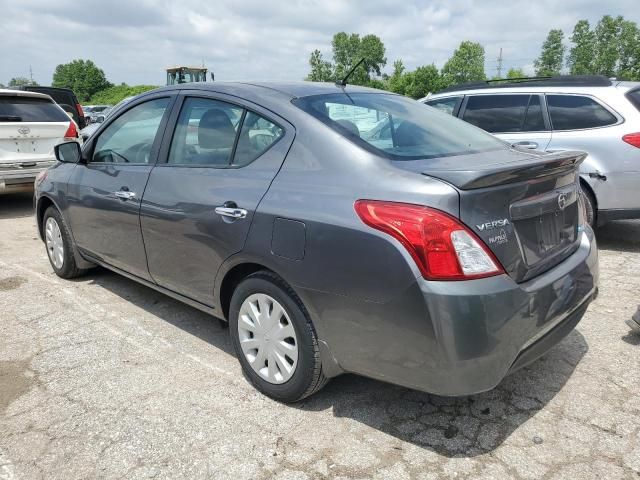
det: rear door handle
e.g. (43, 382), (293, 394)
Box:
(114, 190), (136, 200)
(215, 206), (247, 219)
(512, 141), (539, 149)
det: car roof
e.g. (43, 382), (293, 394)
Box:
(149, 81), (387, 99)
(0, 88), (53, 100)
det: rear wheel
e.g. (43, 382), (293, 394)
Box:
(580, 183), (596, 228)
(229, 271), (327, 402)
(43, 207), (86, 279)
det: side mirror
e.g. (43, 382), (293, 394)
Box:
(55, 141), (82, 164)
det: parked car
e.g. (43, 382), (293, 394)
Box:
(19, 86), (87, 129)
(0, 89), (80, 194)
(84, 105), (112, 124)
(422, 76), (640, 227)
(80, 97), (133, 141)
(35, 82), (598, 402)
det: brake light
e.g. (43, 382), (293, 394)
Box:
(64, 121), (78, 140)
(76, 103), (84, 117)
(622, 133), (640, 148)
(354, 200), (504, 280)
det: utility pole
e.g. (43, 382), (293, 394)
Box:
(29, 65), (33, 84)
(496, 48), (503, 78)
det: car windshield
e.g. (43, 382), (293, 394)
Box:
(294, 92), (507, 160)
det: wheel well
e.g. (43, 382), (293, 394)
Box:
(579, 178), (597, 209)
(36, 196), (55, 240)
(219, 263), (274, 320)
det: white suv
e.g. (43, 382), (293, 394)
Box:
(423, 76), (640, 227)
(0, 89), (80, 194)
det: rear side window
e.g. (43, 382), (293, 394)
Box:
(168, 97), (283, 167)
(547, 95), (617, 130)
(626, 88), (640, 112)
(424, 96), (461, 116)
(0, 96), (69, 122)
(462, 95), (546, 133)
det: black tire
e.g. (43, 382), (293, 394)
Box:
(229, 271), (328, 402)
(580, 183), (597, 228)
(42, 206), (86, 279)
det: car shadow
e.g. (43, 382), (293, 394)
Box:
(0, 192), (34, 220)
(596, 219), (640, 253)
(77, 267), (587, 458)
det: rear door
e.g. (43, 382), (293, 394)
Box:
(140, 92), (294, 305)
(459, 93), (552, 151)
(65, 95), (175, 280)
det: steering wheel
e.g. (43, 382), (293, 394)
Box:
(131, 142), (152, 163)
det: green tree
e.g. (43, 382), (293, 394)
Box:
(441, 41), (486, 87)
(8, 77), (38, 87)
(387, 59), (407, 94)
(306, 49), (333, 82)
(617, 19), (640, 80)
(567, 20), (595, 75)
(506, 68), (526, 79)
(89, 84), (158, 104)
(593, 15), (622, 76)
(534, 29), (565, 76)
(306, 32), (386, 86)
(52, 59), (112, 102)
(404, 64), (442, 98)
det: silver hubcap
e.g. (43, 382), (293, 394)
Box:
(237, 293), (298, 384)
(45, 217), (64, 269)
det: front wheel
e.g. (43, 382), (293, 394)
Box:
(43, 207), (86, 279)
(229, 271), (327, 402)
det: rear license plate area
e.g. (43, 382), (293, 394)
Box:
(516, 203), (578, 267)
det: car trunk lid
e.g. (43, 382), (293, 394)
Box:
(0, 122), (69, 165)
(396, 148), (586, 283)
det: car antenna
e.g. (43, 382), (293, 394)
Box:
(335, 57), (366, 87)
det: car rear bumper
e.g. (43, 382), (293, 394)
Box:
(304, 227), (598, 396)
(0, 161), (54, 193)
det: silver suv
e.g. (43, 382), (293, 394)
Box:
(423, 76), (640, 227)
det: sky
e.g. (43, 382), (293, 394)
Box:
(1, 0), (638, 87)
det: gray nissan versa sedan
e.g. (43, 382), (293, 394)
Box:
(34, 82), (598, 402)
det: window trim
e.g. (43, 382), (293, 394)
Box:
(544, 93), (623, 132)
(157, 93), (287, 169)
(86, 94), (176, 167)
(458, 93), (551, 134)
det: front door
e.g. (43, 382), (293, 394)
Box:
(140, 93), (294, 305)
(66, 96), (174, 280)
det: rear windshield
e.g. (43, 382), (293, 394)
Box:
(293, 93), (506, 160)
(0, 96), (70, 122)
(627, 88), (640, 112)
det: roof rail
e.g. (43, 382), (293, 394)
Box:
(436, 75), (613, 94)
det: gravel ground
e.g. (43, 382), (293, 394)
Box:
(1, 192), (639, 480)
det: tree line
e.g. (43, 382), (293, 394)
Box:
(1, 59), (156, 104)
(535, 15), (640, 79)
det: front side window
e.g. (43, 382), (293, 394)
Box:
(424, 96), (462, 116)
(462, 94), (546, 133)
(169, 97), (283, 167)
(294, 93), (505, 160)
(547, 95), (618, 130)
(92, 98), (169, 164)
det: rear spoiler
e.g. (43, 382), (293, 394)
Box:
(422, 151), (586, 190)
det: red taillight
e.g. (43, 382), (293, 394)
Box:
(354, 200), (504, 281)
(622, 133), (640, 148)
(64, 122), (78, 140)
(76, 103), (84, 117)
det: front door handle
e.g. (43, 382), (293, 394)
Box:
(215, 206), (247, 219)
(512, 141), (539, 150)
(114, 190), (136, 200)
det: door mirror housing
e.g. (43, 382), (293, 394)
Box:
(54, 141), (82, 164)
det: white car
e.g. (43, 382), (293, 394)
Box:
(1, 89), (81, 194)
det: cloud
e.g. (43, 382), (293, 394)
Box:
(0, 0), (637, 87)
